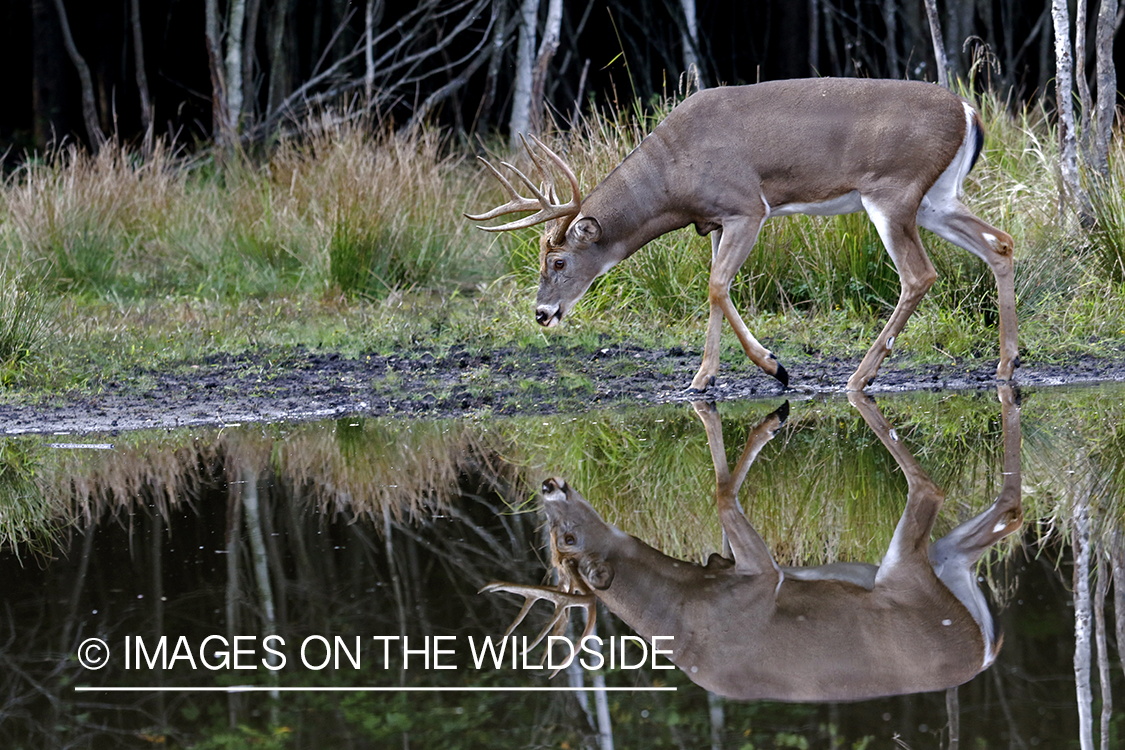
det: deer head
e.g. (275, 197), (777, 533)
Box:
(465, 135), (606, 328)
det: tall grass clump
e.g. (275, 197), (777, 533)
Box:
(266, 113), (492, 297)
(0, 117), (494, 304)
(2, 141), (183, 295)
(0, 263), (53, 379)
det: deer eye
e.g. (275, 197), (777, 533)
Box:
(553, 258), (566, 271)
(562, 533), (577, 546)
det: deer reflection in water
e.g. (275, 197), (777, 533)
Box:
(483, 387), (1023, 701)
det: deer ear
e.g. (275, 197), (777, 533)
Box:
(580, 556), (615, 590)
(570, 217), (602, 246)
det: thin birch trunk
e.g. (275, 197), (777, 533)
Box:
(1095, 550), (1111, 750)
(242, 0), (262, 121)
(679, 0), (703, 89)
(225, 0), (247, 132)
(50, 0), (105, 149)
(923, 0), (949, 87)
(882, 0), (899, 79)
(528, 0), (562, 136)
(708, 691), (724, 750)
(508, 0), (539, 148)
(1052, 0), (1084, 212)
(808, 0), (819, 75)
(266, 0), (292, 120)
(205, 0), (229, 146)
(1075, 0), (1092, 154)
(1092, 0), (1118, 176)
(1073, 487), (1095, 750)
(224, 480), (242, 728)
(946, 686), (960, 749)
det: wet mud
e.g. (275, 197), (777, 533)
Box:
(3, 343), (1125, 434)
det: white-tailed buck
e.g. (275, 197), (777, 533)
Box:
(466, 78), (1017, 392)
(483, 387), (1023, 701)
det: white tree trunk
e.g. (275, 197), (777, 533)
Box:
(225, 0), (247, 130)
(509, 0), (539, 149)
(1092, 0), (1118, 176)
(1073, 489), (1095, 750)
(680, 0), (703, 89)
(528, 0), (562, 135)
(923, 0), (949, 87)
(1052, 0), (1083, 211)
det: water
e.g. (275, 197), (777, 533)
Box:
(1, 384), (1122, 748)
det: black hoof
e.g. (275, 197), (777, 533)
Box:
(686, 375), (716, 396)
(771, 401), (790, 426)
(773, 362), (789, 389)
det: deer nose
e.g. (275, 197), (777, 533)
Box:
(536, 305), (561, 327)
(542, 477), (567, 494)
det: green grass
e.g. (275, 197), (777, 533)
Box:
(1, 89), (1125, 396)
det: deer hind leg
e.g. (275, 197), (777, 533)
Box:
(848, 392), (946, 583)
(848, 198), (937, 391)
(917, 200), (1019, 380)
(691, 214), (788, 392)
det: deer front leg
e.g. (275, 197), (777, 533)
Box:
(692, 400), (785, 578)
(691, 217), (788, 392)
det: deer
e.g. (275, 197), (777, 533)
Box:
(482, 386), (1023, 701)
(466, 78), (1018, 392)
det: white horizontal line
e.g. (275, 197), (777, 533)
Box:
(75, 686), (675, 693)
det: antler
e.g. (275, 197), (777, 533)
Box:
(479, 575), (597, 676)
(464, 134), (582, 235)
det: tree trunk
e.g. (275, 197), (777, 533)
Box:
(1095, 552), (1111, 750)
(529, 0), (563, 135)
(205, 0), (229, 145)
(1075, 0), (1092, 148)
(50, 0), (104, 150)
(923, 0), (949, 87)
(476, 0), (509, 134)
(509, 0), (539, 148)
(882, 0), (899, 79)
(679, 0), (703, 89)
(1052, 0), (1084, 212)
(226, 0), (248, 132)
(128, 0), (153, 145)
(1091, 0), (1118, 177)
(242, 0), (263, 121)
(1072, 489), (1094, 750)
(267, 0), (292, 121)
(808, 0), (819, 75)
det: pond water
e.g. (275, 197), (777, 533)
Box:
(2, 384), (1123, 748)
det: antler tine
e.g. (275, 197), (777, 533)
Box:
(479, 581), (597, 661)
(526, 134), (581, 212)
(464, 135), (583, 233)
(463, 157), (543, 222)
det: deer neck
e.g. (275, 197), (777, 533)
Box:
(594, 535), (701, 639)
(581, 137), (692, 263)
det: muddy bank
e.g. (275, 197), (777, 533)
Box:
(3, 343), (1124, 435)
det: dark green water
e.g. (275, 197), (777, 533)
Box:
(2, 383), (1123, 748)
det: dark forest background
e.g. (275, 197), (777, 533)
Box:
(5, 1), (1125, 155)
